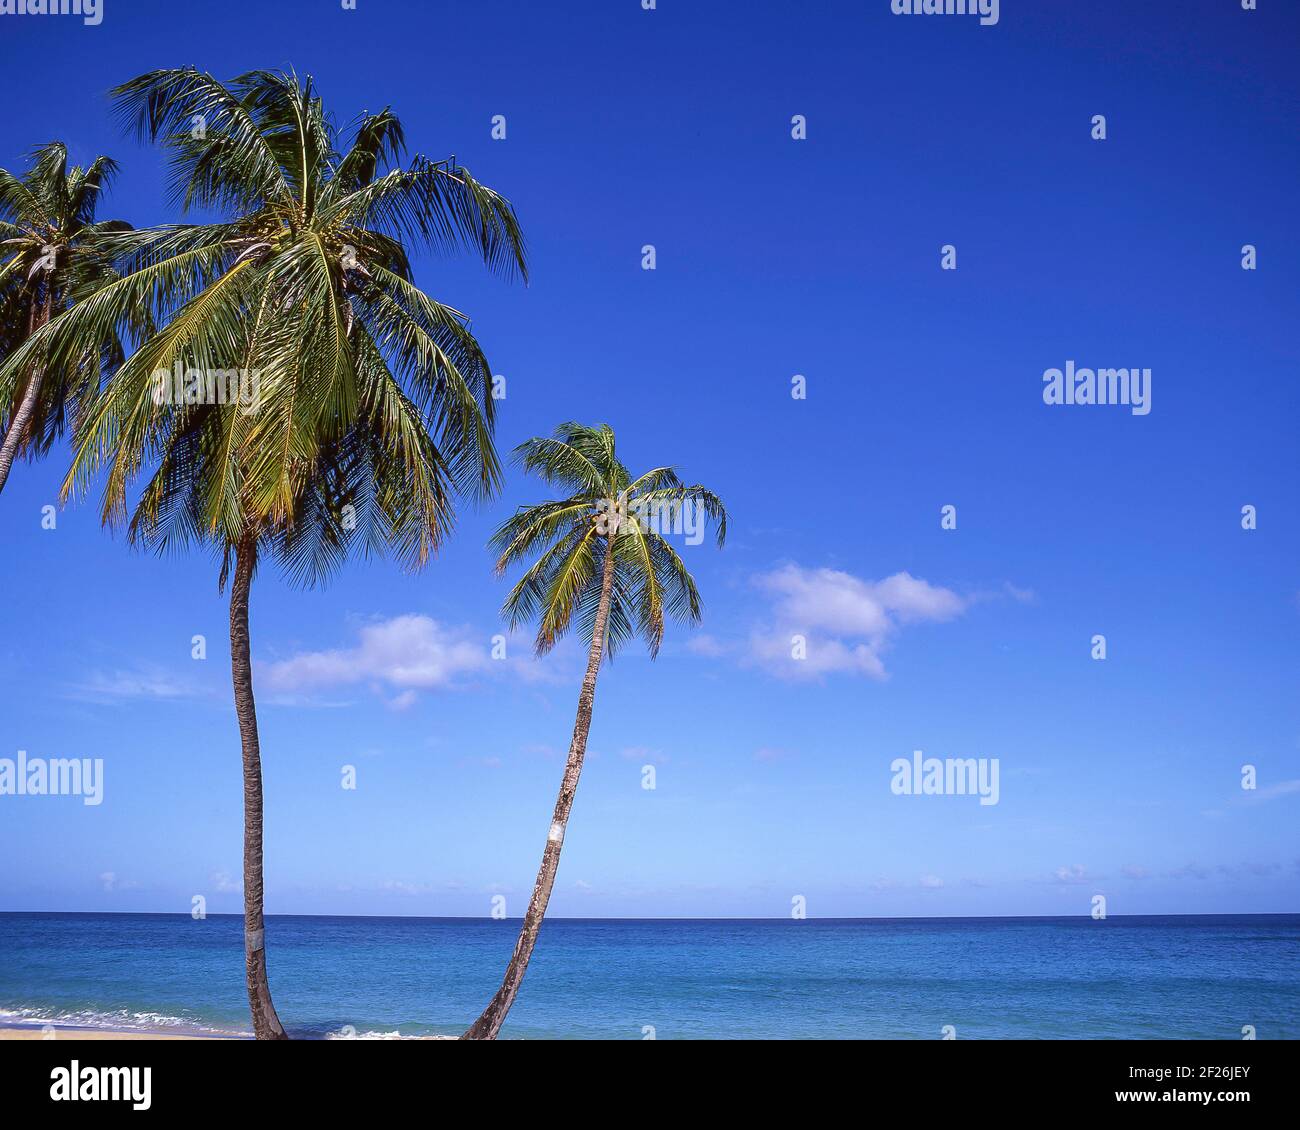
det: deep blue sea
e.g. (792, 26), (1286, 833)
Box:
(1, 913), (1297, 1039)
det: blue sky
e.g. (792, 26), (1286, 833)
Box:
(0, 0), (1296, 919)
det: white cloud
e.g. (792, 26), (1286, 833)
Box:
(746, 565), (970, 680)
(259, 616), (570, 704)
(260, 615), (488, 697)
(919, 874), (944, 889)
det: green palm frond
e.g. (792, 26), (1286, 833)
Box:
(0, 141), (134, 469)
(55, 69), (523, 590)
(638, 484), (729, 547)
(501, 524), (596, 642)
(113, 68), (296, 214)
(320, 109), (405, 204)
(318, 158), (527, 282)
(492, 423), (727, 657)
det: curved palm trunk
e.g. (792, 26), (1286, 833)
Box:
(0, 291), (51, 494)
(229, 537), (289, 1040)
(463, 537), (617, 1040)
(0, 368), (44, 493)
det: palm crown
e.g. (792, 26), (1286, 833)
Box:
(0, 142), (132, 463)
(0, 68), (525, 583)
(493, 423), (728, 657)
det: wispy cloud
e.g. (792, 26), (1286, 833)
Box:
(1051, 864), (1093, 885)
(381, 880), (439, 896)
(684, 633), (728, 658)
(1167, 863), (1212, 880)
(210, 870), (240, 894)
(744, 565), (971, 680)
(1000, 582), (1038, 605)
(619, 745), (668, 765)
(66, 667), (204, 704)
(754, 746), (791, 763)
(520, 742), (563, 759)
(1241, 779), (1300, 804)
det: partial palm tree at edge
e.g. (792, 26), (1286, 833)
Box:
(0, 142), (133, 494)
(463, 422), (726, 1040)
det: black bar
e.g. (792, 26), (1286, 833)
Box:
(0, 1036), (1290, 1116)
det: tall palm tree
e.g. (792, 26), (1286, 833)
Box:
(0, 142), (132, 493)
(0, 68), (527, 1037)
(464, 423), (726, 1039)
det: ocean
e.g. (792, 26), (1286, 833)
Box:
(1, 913), (1296, 1039)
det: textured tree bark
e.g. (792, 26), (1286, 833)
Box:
(462, 533), (618, 1040)
(230, 536), (289, 1040)
(0, 288), (51, 494)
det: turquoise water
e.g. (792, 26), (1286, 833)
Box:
(1, 913), (1296, 1039)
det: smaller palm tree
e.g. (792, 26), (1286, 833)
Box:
(463, 423), (727, 1039)
(0, 142), (132, 493)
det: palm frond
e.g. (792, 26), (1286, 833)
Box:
(493, 424), (726, 657)
(58, 69), (522, 595)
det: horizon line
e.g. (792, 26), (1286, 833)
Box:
(2, 909), (1296, 922)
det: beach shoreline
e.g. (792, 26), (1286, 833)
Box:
(0, 1025), (229, 1041)
(0, 1024), (456, 1041)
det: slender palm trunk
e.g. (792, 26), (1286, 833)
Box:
(0, 289), (51, 494)
(229, 536), (288, 1040)
(463, 535), (618, 1040)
